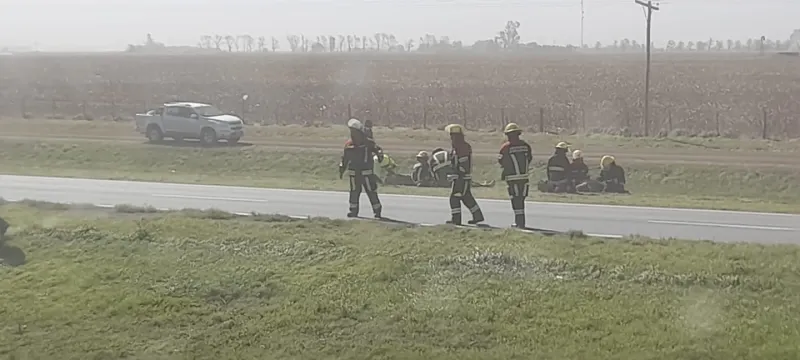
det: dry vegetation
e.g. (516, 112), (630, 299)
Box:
(1, 52), (798, 138)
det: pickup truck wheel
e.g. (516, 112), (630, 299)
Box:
(200, 128), (217, 146)
(146, 125), (163, 143)
(227, 136), (240, 145)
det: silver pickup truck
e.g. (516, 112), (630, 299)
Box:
(135, 102), (244, 145)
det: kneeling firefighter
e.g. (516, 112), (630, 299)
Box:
(339, 118), (383, 218)
(572, 150), (604, 193)
(444, 124), (485, 225)
(498, 123), (533, 228)
(372, 152), (398, 184)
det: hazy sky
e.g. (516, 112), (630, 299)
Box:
(0, 0), (796, 51)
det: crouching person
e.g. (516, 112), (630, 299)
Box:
(538, 142), (574, 193)
(598, 155), (629, 194)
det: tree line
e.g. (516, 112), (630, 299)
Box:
(134, 21), (797, 54)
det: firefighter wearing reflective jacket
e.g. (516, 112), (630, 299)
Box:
(546, 142), (574, 193)
(498, 123), (532, 228)
(429, 147), (451, 186)
(411, 151), (435, 187)
(444, 124), (485, 225)
(339, 118), (383, 218)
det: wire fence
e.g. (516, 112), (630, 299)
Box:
(0, 95), (795, 139)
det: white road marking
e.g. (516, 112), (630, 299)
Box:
(647, 220), (796, 231)
(151, 194), (268, 203)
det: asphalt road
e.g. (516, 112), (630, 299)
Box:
(1, 174), (799, 244)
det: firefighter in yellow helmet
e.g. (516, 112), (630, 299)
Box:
(543, 141), (575, 193)
(444, 124), (485, 225)
(411, 151), (435, 186)
(339, 118), (384, 218)
(498, 123), (532, 228)
(597, 155), (628, 193)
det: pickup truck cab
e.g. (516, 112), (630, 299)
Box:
(135, 102), (244, 145)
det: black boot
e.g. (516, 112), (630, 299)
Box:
(347, 212), (358, 218)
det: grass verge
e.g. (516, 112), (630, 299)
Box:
(2, 140), (800, 213)
(1, 201), (799, 359)
(4, 119), (800, 154)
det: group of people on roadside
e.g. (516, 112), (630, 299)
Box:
(538, 142), (628, 194)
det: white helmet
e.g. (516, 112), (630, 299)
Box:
(572, 150), (583, 160)
(347, 118), (364, 132)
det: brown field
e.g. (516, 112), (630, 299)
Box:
(1, 52), (798, 138)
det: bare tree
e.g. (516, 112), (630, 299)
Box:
(300, 35), (308, 52)
(346, 35), (354, 51)
(374, 33), (383, 50)
(726, 39), (734, 50)
(329, 36), (336, 52)
(337, 35), (345, 52)
(257, 36), (266, 52)
(224, 35), (236, 52)
(200, 35), (213, 48)
(495, 20), (521, 49)
(213, 35), (224, 50)
(271, 36), (280, 52)
(361, 36), (368, 50)
(287, 35), (300, 52)
(405, 38), (414, 52)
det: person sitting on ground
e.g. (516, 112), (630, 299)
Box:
(538, 142), (575, 193)
(572, 150), (605, 193)
(598, 155), (629, 194)
(411, 151), (436, 187)
(373, 153), (398, 185)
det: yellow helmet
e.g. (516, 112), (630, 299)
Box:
(416, 150), (429, 158)
(572, 150), (583, 159)
(444, 124), (464, 135)
(503, 122), (521, 134)
(600, 155), (616, 168)
(555, 141), (569, 149)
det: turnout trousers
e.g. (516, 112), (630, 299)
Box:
(448, 176), (485, 225)
(348, 171), (382, 217)
(506, 180), (530, 228)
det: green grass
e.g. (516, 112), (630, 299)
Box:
(2, 140), (800, 213)
(1, 201), (800, 359)
(5, 119), (800, 153)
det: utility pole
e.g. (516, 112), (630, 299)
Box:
(635, 0), (658, 137)
(580, 0), (585, 49)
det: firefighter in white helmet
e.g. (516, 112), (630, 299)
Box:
(498, 123), (532, 228)
(444, 124), (485, 225)
(411, 151), (435, 186)
(541, 141), (575, 193)
(339, 118), (384, 218)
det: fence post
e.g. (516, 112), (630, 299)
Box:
(500, 108), (505, 130)
(581, 108), (586, 133)
(51, 99), (57, 118)
(386, 102), (391, 128)
(82, 101), (87, 118)
(761, 107), (768, 139)
(20, 97), (26, 118)
(538, 107), (545, 133)
(347, 103), (352, 120)
(422, 107), (428, 130)
(667, 109), (673, 132)
(461, 103), (467, 129)
(715, 112), (720, 136)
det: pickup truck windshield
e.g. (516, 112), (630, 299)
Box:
(194, 105), (225, 117)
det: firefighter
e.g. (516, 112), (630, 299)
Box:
(429, 147), (452, 187)
(598, 155), (628, 193)
(339, 118), (383, 218)
(544, 141), (574, 193)
(498, 123), (532, 228)
(363, 119), (375, 142)
(444, 124), (485, 225)
(572, 150), (604, 193)
(372, 152), (398, 184)
(411, 151), (436, 187)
